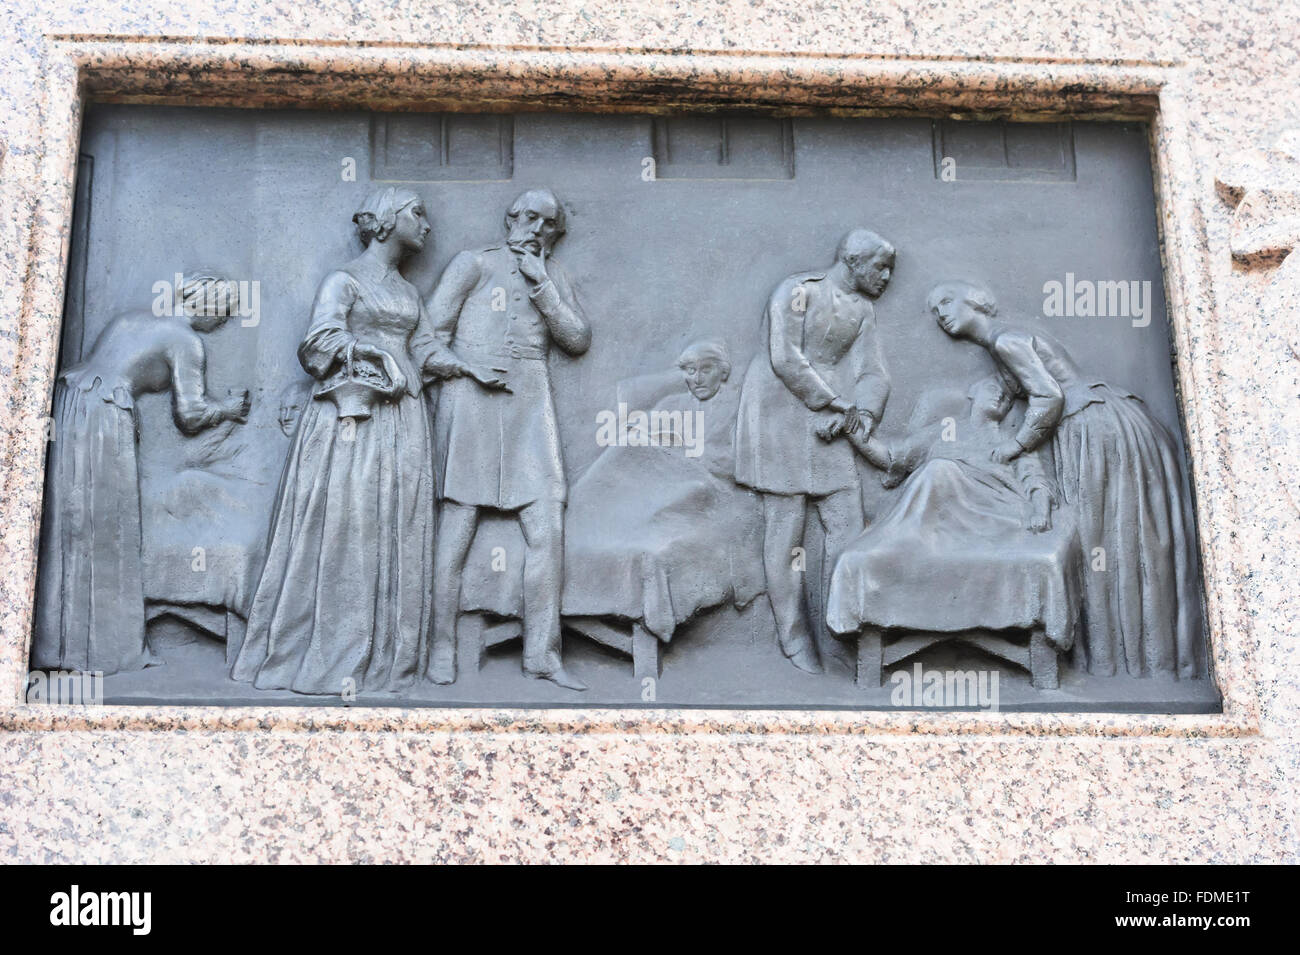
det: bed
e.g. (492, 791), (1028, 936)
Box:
(457, 370), (765, 678)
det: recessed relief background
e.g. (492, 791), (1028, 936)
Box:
(28, 104), (1217, 711)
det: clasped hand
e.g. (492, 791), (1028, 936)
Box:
(990, 438), (1022, 464)
(352, 343), (407, 396)
(816, 401), (865, 442)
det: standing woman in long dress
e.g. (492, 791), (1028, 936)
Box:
(926, 281), (1202, 679)
(233, 187), (440, 694)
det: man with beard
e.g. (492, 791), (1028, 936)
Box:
(424, 189), (591, 690)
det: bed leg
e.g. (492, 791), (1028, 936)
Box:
(856, 627), (883, 688)
(632, 623), (661, 680)
(1029, 628), (1059, 690)
(457, 613), (485, 673)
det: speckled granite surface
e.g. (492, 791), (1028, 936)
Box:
(0, 1), (1296, 862)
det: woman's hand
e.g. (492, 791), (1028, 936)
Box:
(223, 389), (252, 424)
(353, 344), (406, 397)
(1024, 487), (1053, 533)
(386, 368), (408, 397)
(827, 397), (864, 436)
(991, 438), (1023, 464)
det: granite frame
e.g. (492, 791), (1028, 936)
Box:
(3, 39), (1246, 732)
(0, 23), (1288, 863)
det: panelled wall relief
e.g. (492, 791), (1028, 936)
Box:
(26, 106), (1217, 711)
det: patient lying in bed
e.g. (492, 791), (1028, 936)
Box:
(460, 340), (765, 642)
(826, 375), (1081, 653)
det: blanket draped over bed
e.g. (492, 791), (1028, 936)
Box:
(827, 450), (1082, 651)
(461, 386), (765, 640)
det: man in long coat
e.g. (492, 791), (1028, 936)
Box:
(734, 229), (896, 672)
(424, 189), (591, 690)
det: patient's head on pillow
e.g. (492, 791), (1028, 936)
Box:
(677, 339), (731, 401)
(967, 375), (1015, 424)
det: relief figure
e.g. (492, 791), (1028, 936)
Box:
(425, 189), (591, 690)
(232, 187), (440, 695)
(927, 281), (1203, 677)
(561, 339), (766, 669)
(32, 272), (251, 675)
(734, 230), (895, 672)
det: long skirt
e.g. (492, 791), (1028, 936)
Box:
(232, 391), (436, 694)
(31, 381), (159, 675)
(1053, 386), (1202, 677)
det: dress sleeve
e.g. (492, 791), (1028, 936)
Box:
(992, 331), (1065, 452)
(297, 270), (359, 380)
(408, 296), (440, 376)
(170, 334), (227, 435)
(1013, 446), (1057, 502)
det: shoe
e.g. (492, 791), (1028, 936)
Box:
(526, 666), (587, 691)
(787, 641), (823, 674)
(426, 662), (456, 685)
